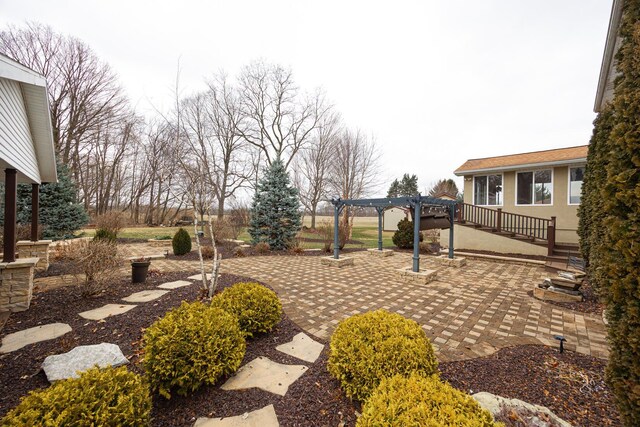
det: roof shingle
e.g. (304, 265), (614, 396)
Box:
(454, 145), (588, 175)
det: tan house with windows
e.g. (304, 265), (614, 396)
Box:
(441, 145), (587, 256)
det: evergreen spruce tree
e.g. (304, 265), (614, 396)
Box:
(248, 159), (302, 250)
(0, 161), (89, 240)
(578, 1), (640, 424)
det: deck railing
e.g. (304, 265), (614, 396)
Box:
(455, 203), (556, 255)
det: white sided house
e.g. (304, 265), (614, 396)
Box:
(441, 146), (587, 259)
(0, 53), (57, 312)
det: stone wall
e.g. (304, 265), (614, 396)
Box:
(0, 258), (38, 312)
(16, 240), (52, 271)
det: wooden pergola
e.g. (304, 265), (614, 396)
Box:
(330, 195), (458, 272)
(0, 53), (57, 262)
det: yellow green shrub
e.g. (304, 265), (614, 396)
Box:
(2, 366), (151, 426)
(143, 301), (246, 398)
(211, 282), (282, 337)
(328, 309), (438, 402)
(358, 373), (502, 427)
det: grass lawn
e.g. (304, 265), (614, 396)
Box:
(81, 217), (396, 249)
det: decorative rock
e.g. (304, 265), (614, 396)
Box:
(158, 280), (192, 289)
(276, 332), (324, 363)
(533, 285), (583, 303)
(435, 255), (467, 267)
(473, 392), (572, 427)
(194, 404), (279, 427)
(122, 289), (169, 303)
(0, 323), (72, 353)
(367, 248), (394, 257)
(221, 356), (308, 396)
(320, 256), (354, 268)
(396, 267), (437, 285)
(42, 342), (129, 382)
(79, 304), (137, 320)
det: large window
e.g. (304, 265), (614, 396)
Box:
(516, 170), (552, 205)
(569, 166), (584, 205)
(474, 174), (502, 205)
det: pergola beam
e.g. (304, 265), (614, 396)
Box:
(330, 195), (457, 272)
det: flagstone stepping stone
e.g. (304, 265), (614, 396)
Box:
(194, 404), (279, 427)
(0, 323), (72, 353)
(122, 289), (169, 303)
(188, 273), (216, 280)
(79, 304), (137, 320)
(158, 280), (192, 289)
(42, 342), (128, 382)
(221, 356), (307, 396)
(275, 332), (324, 363)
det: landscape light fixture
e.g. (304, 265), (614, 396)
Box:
(554, 335), (566, 354)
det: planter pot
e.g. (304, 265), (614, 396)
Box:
(131, 261), (151, 283)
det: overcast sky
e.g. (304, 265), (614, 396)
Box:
(0, 0), (613, 194)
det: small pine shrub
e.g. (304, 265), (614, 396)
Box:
(93, 228), (116, 241)
(254, 241), (270, 254)
(143, 302), (246, 398)
(2, 366), (151, 426)
(172, 228), (192, 255)
(358, 373), (501, 427)
(328, 309), (438, 402)
(211, 282), (282, 337)
(392, 218), (423, 249)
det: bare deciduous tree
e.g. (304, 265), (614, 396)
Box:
(294, 111), (341, 228)
(236, 60), (327, 169)
(328, 129), (382, 232)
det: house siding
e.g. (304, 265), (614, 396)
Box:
(463, 165), (582, 244)
(0, 78), (40, 183)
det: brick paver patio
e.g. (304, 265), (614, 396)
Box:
(220, 252), (609, 362)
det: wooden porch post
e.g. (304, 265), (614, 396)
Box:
(31, 183), (39, 242)
(547, 216), (556, 257)
(3, 169), (17, 262)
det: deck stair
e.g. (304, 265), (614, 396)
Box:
(454, 203), (585, 268)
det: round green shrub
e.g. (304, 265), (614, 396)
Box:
(2, 366), (151, 426)
(328, 309), (438, 402)
(172, 227), (192, 255)
(211, 282), (282, 337)
(358, 373), (501, 427)
(392, 218), (423, 249)
(93, 228), (116, 241)
(143, 301), (246, 398)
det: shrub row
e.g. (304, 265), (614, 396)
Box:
(328, 309), (500, 426)
(2, 282), (282, 423)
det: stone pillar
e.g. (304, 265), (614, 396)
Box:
(16, 240), (52, 272)
(0, 258), (38, 312)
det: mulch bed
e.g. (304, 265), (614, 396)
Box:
(2, 264), (617, 426)
(441, 345), (620, 427)
(528, 280), (604, 316)
(0, 271), (356, 426)
(34, 260), (77, 278)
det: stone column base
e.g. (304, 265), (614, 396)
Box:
(435, 255), (467, 268)
(0, 258), (38, 312)
(16, 240), (52, 272)
(396, 267), (438, 285)
(367, 248), (394, 257)
(321, 256), (354, 267)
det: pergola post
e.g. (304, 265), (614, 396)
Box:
(31, 183), (39, 242)
(376, 206), (384, 251)
(448, 205), (455, 259)
(333, 203), (340, 259)
(3, 169), (17, 263)
(412, 200), (421, 272)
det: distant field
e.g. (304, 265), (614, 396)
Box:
(81, 215), (394, 249)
